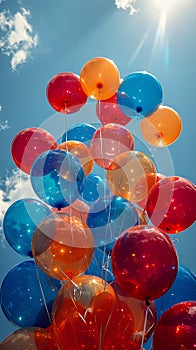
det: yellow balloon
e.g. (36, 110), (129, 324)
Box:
(107, 151), (156, 202)
(80, 57), (121, 100)
(140, 105), (182, 147)
(59, 140), (94, 176)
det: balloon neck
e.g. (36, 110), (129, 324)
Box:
(145, 297), (150, 307)
(96, 82), (103, 89)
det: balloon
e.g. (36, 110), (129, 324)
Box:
(81, 173), (110, 205)
(3, 198), (52, 257)
(117, 71), (163, 119)
(155, 265), (196, 319)
(11, 127), (58, 174)
(32, 213), (94, 280)
(80, 57), (121, 100)
(146, 176), (196, 233)
(0, 327), (59, 350)
(111, 281), (157, 345)
(30, 149), (85, 209)
(62, 123), (96, 147)
(96, 93), (131, 125)
(136, 173), (165, 209)
(90, 123), (134, 169)
(52, 275), (115, 349)
(86, 243), (113, 282)
(107, 151), (156, 202)
(0, 261), (61, 328)
(58, 140), (94, 176)
(52, 199), (90, 223)
(46, 72), (87, 114)
(136, 207), (148, 225)
(86, 195), (139, 246)
(111, 225), (178, 301)
(153, 301), (196, 350)
(140, 105), (182, 147)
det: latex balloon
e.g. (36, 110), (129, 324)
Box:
(107, 151), (156, 202)
(112, 225), (178, 301)
(58, 140), (94, 176)
(81, 173), (110, 205)
(30, 149), (85, 209)
(96, 93), (131, 125)
(140, 105), (182, 147)
(62, 123), (97, 147)
(80, 57), (121, 100)
(86, 243), (113, 282)
(111, 281), (157, 345)
(136, 207), (148, 225)
(90, 123), (134, 169)
(52, 199), (90, 224)
(155, 265), (196, 319)
(117, 71), (163, 119)
(146, 176), (196, 233)
(0, 327), (59, 350)
(32, 213), (94, 280)
(86, 195), (139, 246)
(0, 261), (61, 328)
(153, 301), (196, 350)
(136, 173), (165, 209)
(3, 198), (52, 257)
(46, 72), (87, 114)
(11, 127), (58, 174)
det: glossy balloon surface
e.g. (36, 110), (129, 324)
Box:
(62, 123), (96, 147)
(96, 93), (131, 125)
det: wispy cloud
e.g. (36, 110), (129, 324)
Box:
(0, 6), (38, 70)
(114, 0), (138, 15)
(0, 119), (9, 131)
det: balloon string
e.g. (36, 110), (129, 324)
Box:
(140, 302), (149, 349)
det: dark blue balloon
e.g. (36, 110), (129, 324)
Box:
(3, 198), (52, 257)
(117, 71), (163, 119)
(155, 265), (196, 319)
(86, 243), (114, 282)
(81, 173), (110, 205)
(86, 195), (139, 246)
(30, 149), (85, 209)
(62, 123), (96, 146)
(0, 260), (61, 328)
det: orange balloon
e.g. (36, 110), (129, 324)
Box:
(52, 199), (90, 223)
(58, 140), (94, 176)
(32, 213), (94, 280)
(136, 173), (165, 209)
(107, 151), (156, 202)
(140, 106), (182, 147)
(80, 57), (120, 100)
(136, 207), (148, 225)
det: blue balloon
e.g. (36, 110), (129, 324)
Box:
(0, 260), (61, 328)
(3, 198), (52, 257)
(81, 173), (110, 205)
(117, 71), (163, 119)
(86, 243), (114, 282)
(155, 265), (196, 319)
(30, 149), (85, 209)
(86, 195), (139, 246)
(62, 123), (96, 146)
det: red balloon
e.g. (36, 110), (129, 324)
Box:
(136, 173), (165, 209)
(146, 176), (196, 233)
(90, 123), (134, 169)
(153, 301), (196, 350)
(96, 93), (131, 126)
(111, 225), (178, 301)
(46, 72), (87, 114)
(11, 127), (58, 174)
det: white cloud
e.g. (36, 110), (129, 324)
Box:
(0, 7), (38, 70)
(114, 0), (138, 15)
(0, 119), (9, 130)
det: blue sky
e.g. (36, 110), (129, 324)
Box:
(0, 0), (195, 345)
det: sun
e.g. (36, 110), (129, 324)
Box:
(153, 0), (177, 12)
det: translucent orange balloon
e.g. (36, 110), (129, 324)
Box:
(0, 327), (59, 350)
(136, 172), (165, 209)
(140, 106), (182, 147)
(90, 123), (134, 169)
(107, 151), (156, 202)
(58, 140), (94, 176)
(32, 213), (94, 280)
(80, 57), (121, 100)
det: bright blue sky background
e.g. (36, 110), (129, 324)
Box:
(0, 0), (195, 346)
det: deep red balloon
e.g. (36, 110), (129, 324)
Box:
(146, 176), (196, 233)
(11, 127), (58, 174)
(96, 93), (131, 126)
(153, 301), (196, 350)
(112, 225), (178, 301)
(46, 72), (87, 114)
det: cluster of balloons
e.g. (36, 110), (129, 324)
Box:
(1, 56), (196, 349)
